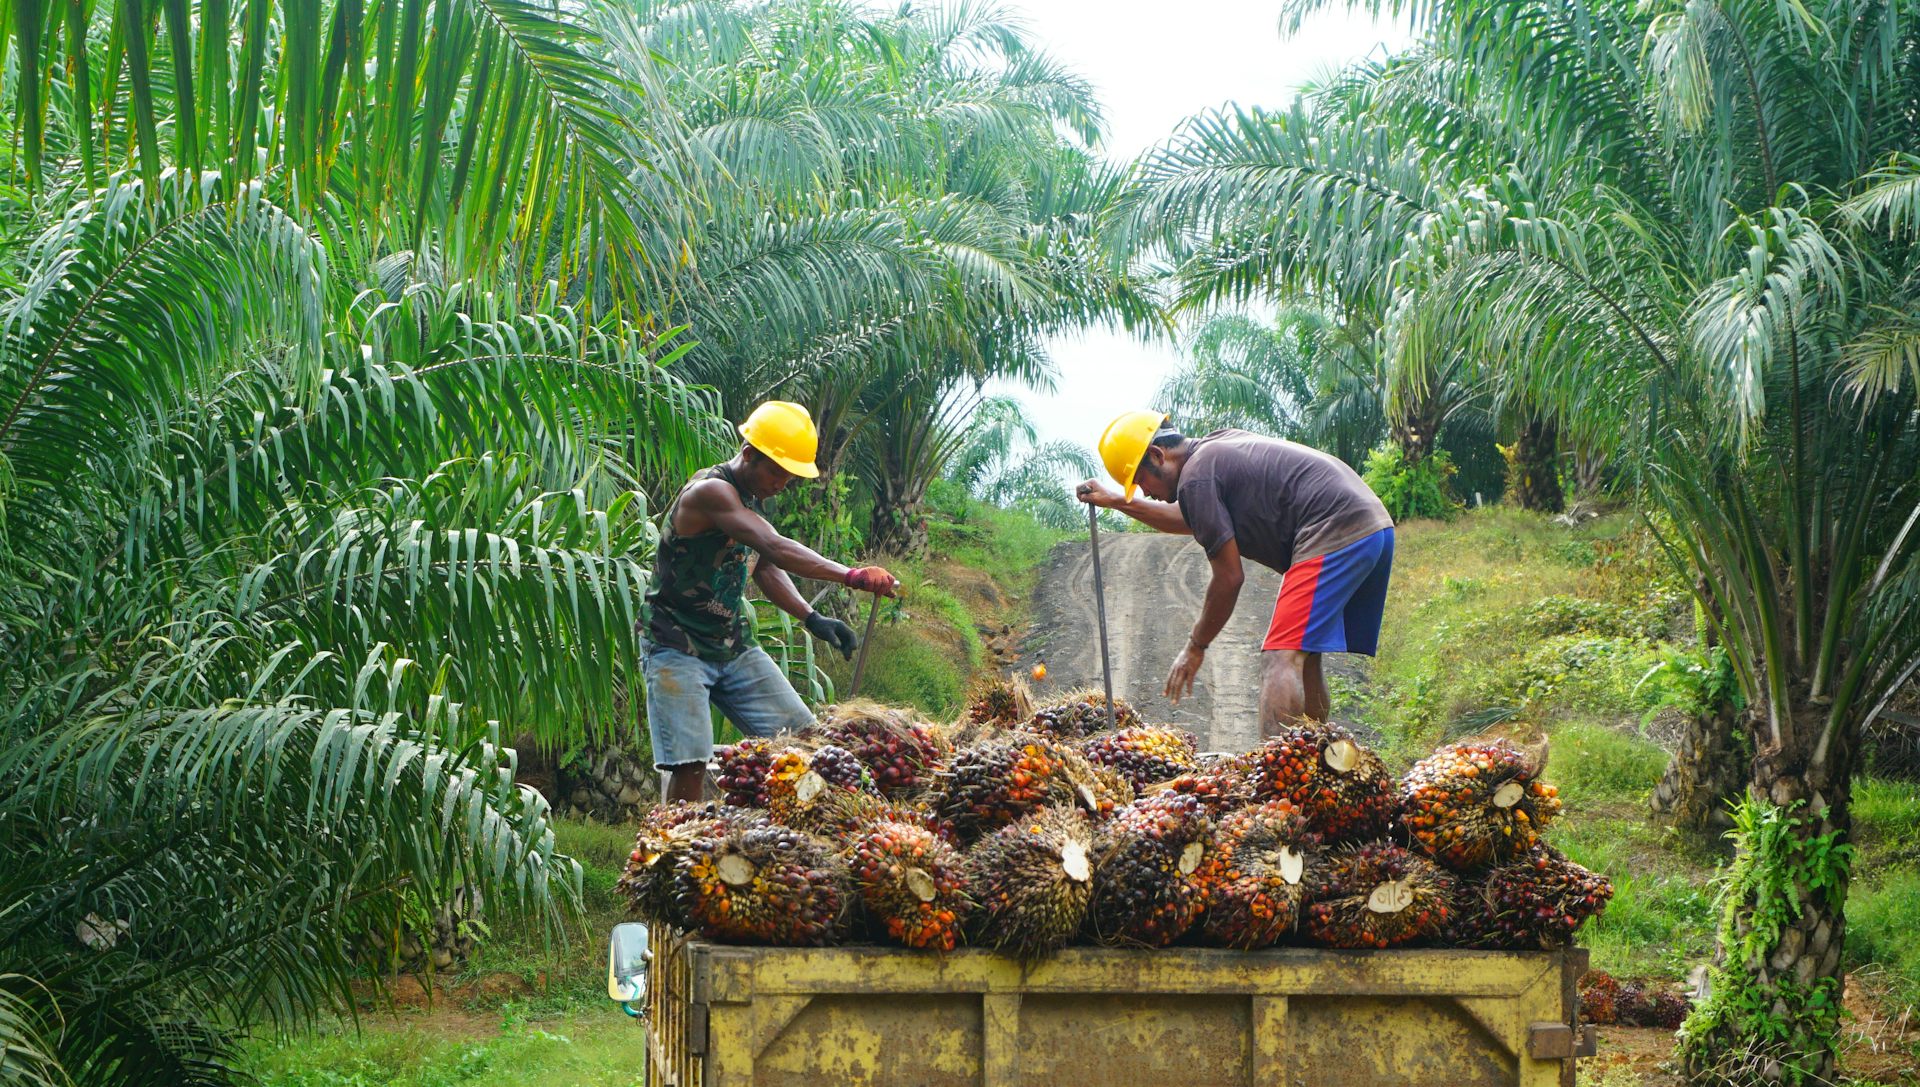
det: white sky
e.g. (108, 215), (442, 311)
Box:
(990, 0), (1412, 455)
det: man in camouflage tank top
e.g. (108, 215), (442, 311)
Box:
(644, 401), (898, 802)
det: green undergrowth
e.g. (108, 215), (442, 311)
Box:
(817, 481), (1067, 718)
(1352, 508), (1920, 1005)
(240, 821), (642, 1085)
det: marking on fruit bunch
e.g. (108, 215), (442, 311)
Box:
(1492, 782), (1525, 809)
(1178, 842), (1204, 875)
(796, 771), (825, 802)
(1278, 847), (1305, 885)
(906, 868), (937, 902)
(1324, 739), (1359, 772)
(717, 853), (755, 886)
(1367, 879), (1412, 914)
(1061, 842), (1091, 882)
(1077, 783), (1098, 808)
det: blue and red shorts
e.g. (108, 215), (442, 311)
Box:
(1264, 527), (1395, 655)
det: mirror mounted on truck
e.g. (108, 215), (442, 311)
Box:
(607, 921), (651, 1018)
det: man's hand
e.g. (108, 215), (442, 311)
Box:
(1074, 479), (1124, 509)
(804, 611), (859, 659)
(845, 566), (900, 597)
(1164, 641), (1205, 703)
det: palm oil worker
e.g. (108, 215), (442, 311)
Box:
(645, 401), (899, 802)
(1075, 411), (1393, 736)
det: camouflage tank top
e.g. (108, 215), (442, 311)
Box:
(645, 463), (760, 661)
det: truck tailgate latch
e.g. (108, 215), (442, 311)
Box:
(1527, 1021), (1598, 1060)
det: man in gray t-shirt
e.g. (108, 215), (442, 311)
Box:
(1077, 412), (1394, 736)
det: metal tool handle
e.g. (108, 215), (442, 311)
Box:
(1087, 504), (1118, 731)
(848, 591), (882, 698)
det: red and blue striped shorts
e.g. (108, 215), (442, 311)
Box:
(1263, 526), (1395, 656)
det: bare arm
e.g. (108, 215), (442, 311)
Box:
(1074, 480), (1191, 535)
(1164, 539), (1245, 702)
(681, 479), (852, 584)
(752, 557), (813, 620)
(1189, 539), (1245, 649)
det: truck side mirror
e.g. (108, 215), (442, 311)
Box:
(607, 921), (651, 1017)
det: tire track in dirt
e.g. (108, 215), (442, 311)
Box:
(1017, 533), (1284, 753)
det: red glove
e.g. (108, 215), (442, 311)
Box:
(846, 566), (899, 596)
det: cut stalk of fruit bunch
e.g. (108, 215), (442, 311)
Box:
(968, 805), (1097, 958)
(766, 749), (904, 839)
(934, 731), (1125, 839)
(844, 818), (973, 951)
(1302, 841), (1455, 949)
(1087, 793), (1215, 947)
(1195, 799), (1319, 949)
(675, 822), (855, 946)
(1400, 737), (1563, 870)
(1239, 724), (1397, 842)
(617, 802), (765, 925)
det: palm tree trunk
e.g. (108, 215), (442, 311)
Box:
(868, 475), (929, 556)
(1681, 700), (1852, 1086)
(1573, 441), (1608, 498)
(1649, 701), (1745, 831)
(1505, 416), (1565, 513)
(1390, 409), (1439, 464)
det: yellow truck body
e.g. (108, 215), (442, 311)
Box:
(642, 926), (1594, 1087)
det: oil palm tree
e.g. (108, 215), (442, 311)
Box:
(1275, 0), (1920, 1078)
(0, 170), (722, 1085)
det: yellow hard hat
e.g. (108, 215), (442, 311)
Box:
(1098, 410), (1169, 500)
(738, 401), (821, 478)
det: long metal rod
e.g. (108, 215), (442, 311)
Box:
(1087, 504), (1118, 731)
(848, 591), (882, 698)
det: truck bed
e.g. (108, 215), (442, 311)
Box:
(643, 927), (1593, 1087)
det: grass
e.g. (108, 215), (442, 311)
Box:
(823, 483), (1069, 717)
(242, 1012), (650, 1087)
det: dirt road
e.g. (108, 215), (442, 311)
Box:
(1017, 532), (1295, 753)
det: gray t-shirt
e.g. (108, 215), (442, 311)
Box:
(1176, 430), (1393, 572)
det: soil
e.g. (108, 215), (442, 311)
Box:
(1016, 533), (1364, 753)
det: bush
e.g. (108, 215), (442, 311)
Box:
(1361, 443), (1461, 521)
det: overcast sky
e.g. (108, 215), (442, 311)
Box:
(990, 0), (1412, 458)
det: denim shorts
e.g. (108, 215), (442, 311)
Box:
(643, 641), (813, 770)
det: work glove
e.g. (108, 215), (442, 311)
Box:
(805, 611), (859, 660)
(845, 565), (899, 597)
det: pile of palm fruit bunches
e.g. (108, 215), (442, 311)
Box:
(618, 681), (1612, 957)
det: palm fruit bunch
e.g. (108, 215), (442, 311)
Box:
(1194, 800), (1318, 949)
(714, 737), (781, 807)
(1302, 841), (1455, 949)
(1087, 793), (1214, 947)
(969, 806), (1096, 957)
(618, 802), (761, 922)
(809, 701), (950, 797)
(844, 818), (972, 951)
(675, 822), (854, 945)
(1078, 726), (1201, 789)
(1240, 723), (1397, 842)
(1622, 986), (1689, 1030)
(765, 749), (896, 838)
(1578, 970), (1623, 1025)
(935, 731), (1089, 839)
(1400, 738), (1563, 869)
(1156, 760), (1260, 816)
(1025, 689), (1141, 740)
(1454, 847), (1613, 950)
